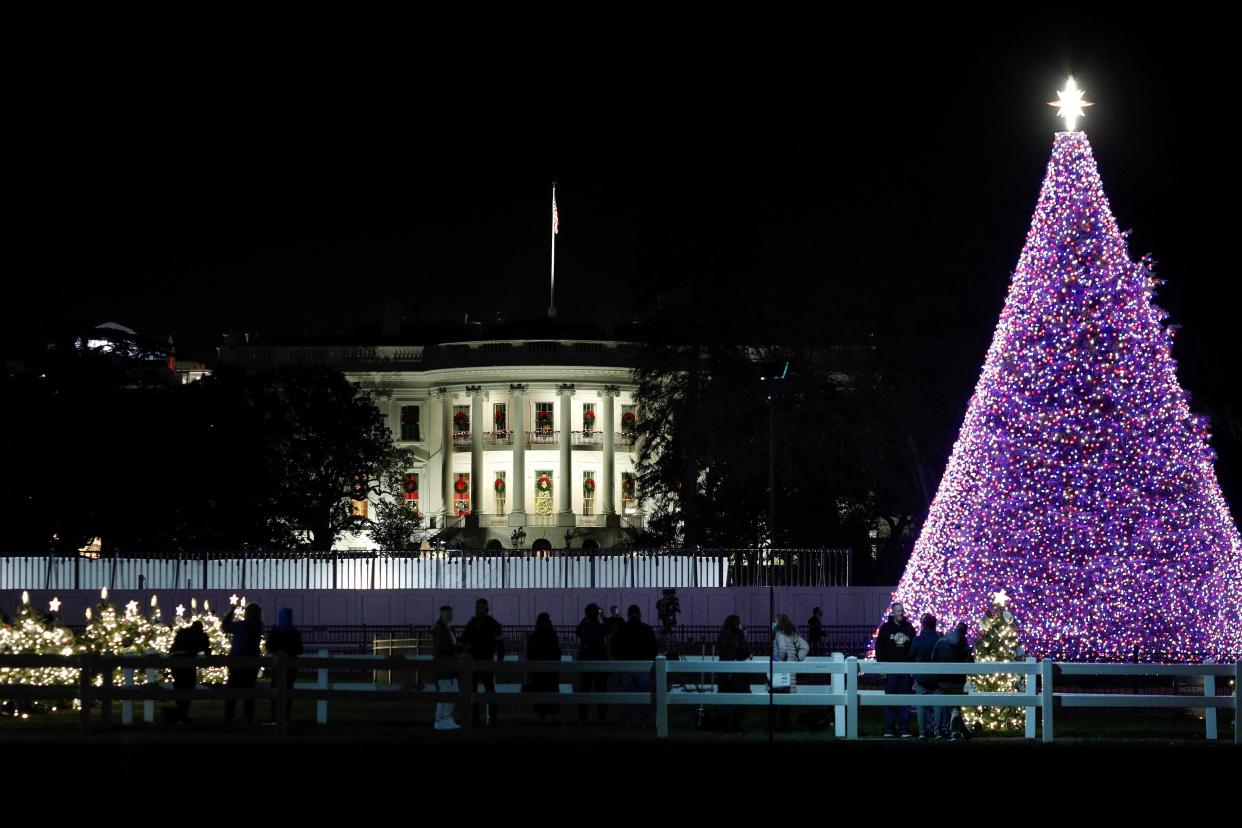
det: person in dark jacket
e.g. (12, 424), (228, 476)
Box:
(875, 601), (917, 737)
(932, 621), (974, 739)
(575, 603), (610, 724)
(910, 613), (942, 739)
(806, 607), (824, 657)
(461, 598), (505, 725)
(525, 612), (562, 724)
(266, 608), (303, 723)
(610, 605), (659, 729)
(222, 602), (263, 724)
(603, 605), (625, 640)
(432, 605), (463, 730)
(714, 614), (751, 731)
(169, 621), (211, 723)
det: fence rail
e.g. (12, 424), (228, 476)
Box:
(2, 654), (1236, 743)
(0, 549), (852, 590)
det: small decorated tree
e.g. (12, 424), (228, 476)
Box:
(962, 589), (1026, 733)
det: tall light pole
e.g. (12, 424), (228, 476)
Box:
(760, 358), (788, 742)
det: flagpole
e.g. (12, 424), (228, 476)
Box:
(549, 182), (557, 319)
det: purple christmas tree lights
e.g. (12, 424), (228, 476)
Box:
(892, 129), (1242, 662)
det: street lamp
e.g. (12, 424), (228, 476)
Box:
(510, 526), (526, 556)
(758, 357), (788, 744)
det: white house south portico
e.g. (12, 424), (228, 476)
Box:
(219, 336), (646, 550)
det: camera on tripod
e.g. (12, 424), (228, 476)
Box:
(656, 588), (681, 632)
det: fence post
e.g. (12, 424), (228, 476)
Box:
(831, 652), (845, 738)
(655, 656), (669, 738)
(100, 660), (114, 731)
(1024, 656), (1036, 740)
(460, 655), (475, 736)
(317, 649), (329, 725)
(144, 656), (157, 724)
(846, 656), (859, 740)
(203, 552), (209, 591)
(1202, 662), (1216, 741)
(1235, 661), (1241, 746)
(275, 653), (288, 737)
(79, 654), (92, 733)
(122, 664), (134, 725)
(1041, 659), (1055, 743)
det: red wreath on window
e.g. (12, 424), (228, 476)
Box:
(622, 478), (636, 496)
(584, 478), (596, 493)
(403, 475), (419, 494)
(454, 478), (469, 494)
(582, 410), (596, 429)
(494, 478), (506, 493)
(537, 474), (552, 492)
(621, 411), (637, 431)
(453, 412), (470, 427)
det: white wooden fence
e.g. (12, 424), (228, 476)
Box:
(1, 654), (1237, 743)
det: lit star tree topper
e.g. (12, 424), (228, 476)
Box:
(889, 85), (1242, 662)
(1048, 76), (1093, 131)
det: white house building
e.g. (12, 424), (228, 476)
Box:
(219, 335), (647, 550)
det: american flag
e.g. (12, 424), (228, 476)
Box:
(552, 192), (559, 234)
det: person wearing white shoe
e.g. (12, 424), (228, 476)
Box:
(432, 605), (463, 730)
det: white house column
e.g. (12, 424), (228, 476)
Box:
(439, 387), (454, 524)
(467, 385), (484, 527)
(508, 384), (527, 527)
(557, 383), (575, 527)
(602, 385), (619, 526)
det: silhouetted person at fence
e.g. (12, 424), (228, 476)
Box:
(432, 605), (463, 730)
(222, 603), (262, 725)
(714, 614), (751, 731)
(169, 620), (211, 723)
(932, 621), (974, 740)
(611, 605), (658, 729)
(876, 601), (916, 738)
(266, 607), (303, 723)
(911, 613), (942, 739)
(772, 614), (809, 731)
(526, 612), (562, 724)
(462, 598), (505, 725)
(807, 607), (824, 656)
(576, 603), (610, 724)
(604, 605), (625, 640)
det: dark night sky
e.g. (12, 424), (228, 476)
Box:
(10, 15), (1242, 493)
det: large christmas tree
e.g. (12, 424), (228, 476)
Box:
(894, 80), (1242, 662)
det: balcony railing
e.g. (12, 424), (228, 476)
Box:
(451, 431), (472, 448)
(526, 430), (559, 446)
(478, 513), (509, 527)
(622, 511), (645, 531)
(572, 430), (603, 447)
(616, 431), (638, 448)
(482, 430), (514, 446)
(577, 514), (606, 527)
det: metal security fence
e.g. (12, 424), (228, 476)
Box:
(1, 548), (851, 591)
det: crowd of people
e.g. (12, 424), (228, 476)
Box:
(875, 601), (975, 739)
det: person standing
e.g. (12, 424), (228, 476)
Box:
(575, 603), (610, 724)
(222, 603), (263, 725)
(910, 613), (942, 739)
(806, 607), (824, 657)
(932, 621), (975, 740)
(525, 612), (562, 725)
(610, 605), (658, 729)
(169, 620), (211, 723)
(772, 614), (809, 731)
(461, 598), (505, 726)
(265, 608), (303, 723)
(432, 605), (463, 731)
(875, 601), (917, 738)
(715, 614), (751, 731)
